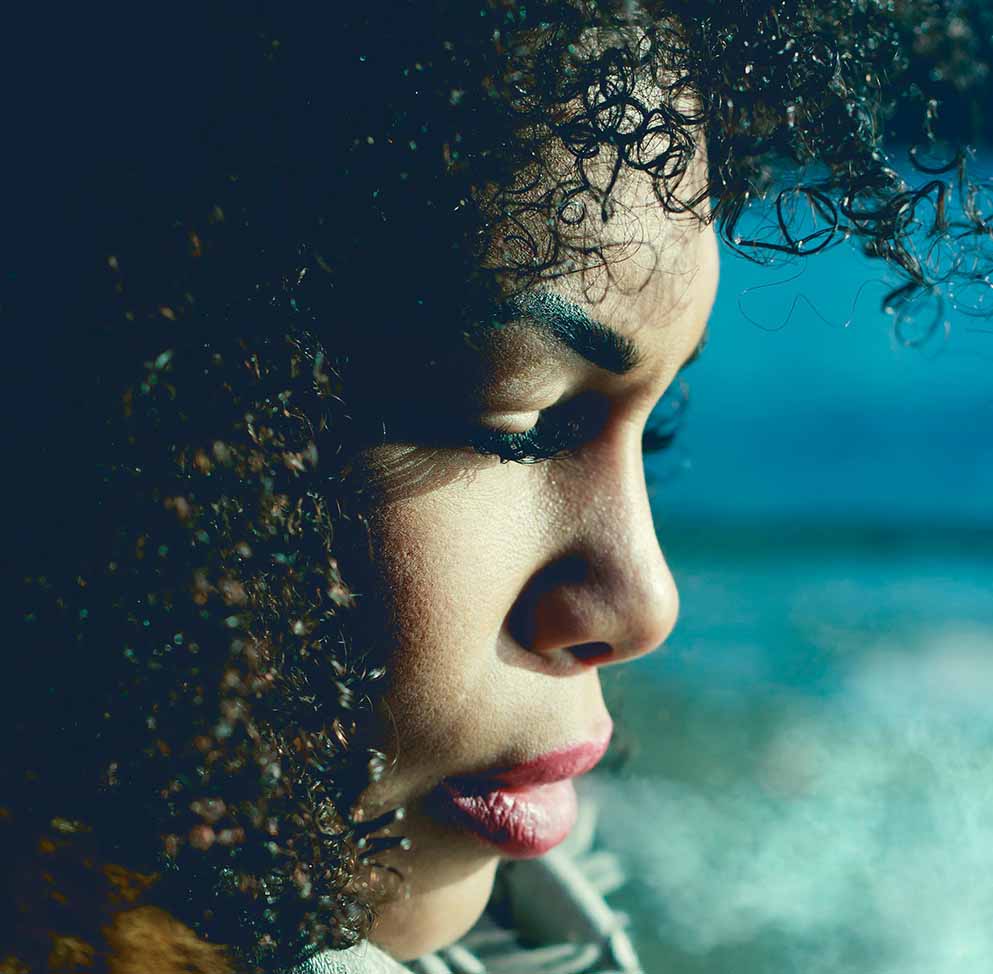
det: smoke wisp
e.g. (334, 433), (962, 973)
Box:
(588, 626), (993, 973)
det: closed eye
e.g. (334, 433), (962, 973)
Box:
(469, 392), (610, 464)
(469, 377), (690, 466)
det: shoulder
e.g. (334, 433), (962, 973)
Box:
(293, 941), (413, 974)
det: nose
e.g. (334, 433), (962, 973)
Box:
(507, 439), (678, 668)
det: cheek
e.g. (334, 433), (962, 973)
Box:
(362, 468), (540, 780)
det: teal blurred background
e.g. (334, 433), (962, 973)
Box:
(594, 197), (993, 973)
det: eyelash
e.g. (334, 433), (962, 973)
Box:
(468, 381), (690, 465)
(468, 396), (598, 464)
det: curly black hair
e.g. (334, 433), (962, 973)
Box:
(5, 2), (991, 971)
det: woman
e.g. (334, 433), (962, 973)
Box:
(5, 2), (990, 972)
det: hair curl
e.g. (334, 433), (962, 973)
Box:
(5, 1), (991, 971)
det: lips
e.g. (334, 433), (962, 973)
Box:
(434, 728), (612, 858)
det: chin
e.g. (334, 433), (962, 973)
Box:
(370, 856), (500, 962)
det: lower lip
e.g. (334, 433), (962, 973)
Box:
(436, 778), (579, 858)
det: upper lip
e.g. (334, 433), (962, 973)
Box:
(446, 724), (613, 792)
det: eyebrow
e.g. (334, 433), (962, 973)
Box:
(497, 289), (643, 375)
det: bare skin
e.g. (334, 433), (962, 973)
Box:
(347, 156), (720, 960)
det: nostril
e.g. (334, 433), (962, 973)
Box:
(568, 642), (614, 666)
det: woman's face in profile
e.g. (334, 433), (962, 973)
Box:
(346, 161), (719, 959)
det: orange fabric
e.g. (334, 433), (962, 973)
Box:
(103, 907), (232, 974)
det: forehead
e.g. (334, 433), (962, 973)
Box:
(481, 75), (717, 371)
(539, 162), (719, 377)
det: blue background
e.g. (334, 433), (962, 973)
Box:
(594, 202), (993, 974)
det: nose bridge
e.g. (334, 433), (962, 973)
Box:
(584, 448), (678, 658)
(515, 440), (679, 664)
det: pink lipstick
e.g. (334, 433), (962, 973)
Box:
(436, 730), (612, 858)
